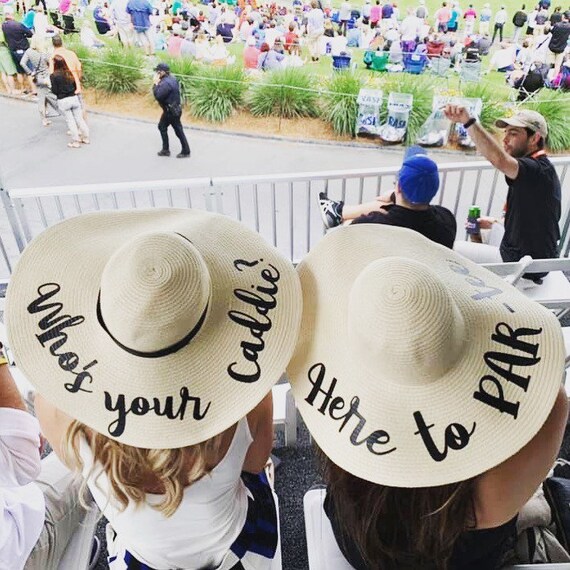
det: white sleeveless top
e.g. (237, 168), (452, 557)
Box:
(79, 418), (254, 570)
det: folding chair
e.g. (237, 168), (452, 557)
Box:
(49, 11), (62, 28)
(62, 14), (79, 34)
(482, 257), (570, 317)
(304, 488), (354, 570)
(431, 56), (452, 78)
(460, 60), (482, 83)
(370, 52), (389, 72)
(404, 54), (427, 74)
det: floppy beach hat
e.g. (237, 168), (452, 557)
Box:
(6, 209), (302, 448)
(287, 224), (564, 487)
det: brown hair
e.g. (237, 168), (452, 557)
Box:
(320, 448), (476, 570)
(52, 54), (74, 84)
(64, 420), (224, 517)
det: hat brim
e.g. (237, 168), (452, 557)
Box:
(6, 209), (302, 448)
(495, 117), (529, 130)
(287, 225), (563, 487)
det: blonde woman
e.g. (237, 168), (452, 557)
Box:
(6, 209), (302, 570)
(21, 35), (59, 126)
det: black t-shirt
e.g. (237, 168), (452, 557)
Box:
(549, 21), (570, 53)
(351, 204), (457, 249)
(50, 73), (77, 100)
(512, 10), (527, 27)
(324, 490), (517, 570)
(500, 154), (561, 262)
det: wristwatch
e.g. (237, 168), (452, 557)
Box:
(463, 117), (477, 129)
(0, 341), (7, 367)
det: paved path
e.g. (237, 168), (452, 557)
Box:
(0, 96), (484, 189)
(0, 95), (430, 189)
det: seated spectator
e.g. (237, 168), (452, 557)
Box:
(323, 18), (335, 38)
(80, 22), (105, 48)
(288, 213), (568, 570)
(239, 17), (253, 41)
(548, 58), (570, 89)
(243, 33), (260, 68)
(6, 209), (302, 570)
(264, 19), (280, 46)
(426, 33), (445, 57)
(257, 41), (284, 70)
(194, 30), (209, 60)
(516, 39), (533, 69)
(463, 41), (481, 61)
(319, 147), (456, 249)
(346, 22), (360, 47)
(488, 41), (516, 71)
(284, 22), (299, 52)
(93, 2), (113, 35)
(476, 32), (491, 55)
(284, 43), (306, 67)
(180, 29), (197, 58)
(208, 34), (234, 64)
(216, 19), (235, 43)
(513, 63), (546, 99)
(330, 30), (348, 55)
(388, 38), (403, 63)
(167, 23), (184, 56)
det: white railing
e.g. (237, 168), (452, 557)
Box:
(1, 157), (569, 278)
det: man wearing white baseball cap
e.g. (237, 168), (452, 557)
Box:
(288, 223), (568, 569)
(445, 105), (561, 283)
(5, 209), (302, 570)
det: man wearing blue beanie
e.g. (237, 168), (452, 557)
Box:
(319, 147), (457, 248)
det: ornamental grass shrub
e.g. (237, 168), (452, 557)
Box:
(63, 38), (100, 88)
(248, 68), (320, 119)
(460, 83), (507, 132)
(522, 91), (570, 153)
(91, 46), (144, 94)
(321, 71), (363, 137)
(187, 65), (249, 122)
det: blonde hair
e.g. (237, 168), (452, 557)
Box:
(63, 420), (224, 517)
(30, 34), (46, 52)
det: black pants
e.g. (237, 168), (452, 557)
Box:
(158, 110), (190, 154)
(492, 23), (504, 43)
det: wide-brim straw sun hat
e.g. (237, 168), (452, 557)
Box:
(6, 209), (302, 449)
(287, 224), (564, 487)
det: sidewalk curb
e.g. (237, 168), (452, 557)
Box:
(0, 92), (475, 157)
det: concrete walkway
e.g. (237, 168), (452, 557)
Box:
(0, 95), (477, 190)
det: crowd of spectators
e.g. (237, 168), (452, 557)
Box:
(1, 0), (568, 89)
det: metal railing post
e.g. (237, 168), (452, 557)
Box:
(0, 187), (26, 254)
